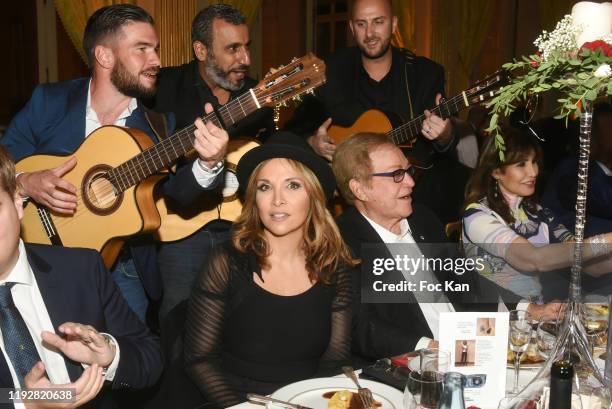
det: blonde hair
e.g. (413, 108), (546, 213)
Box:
(0, 146), (17, 197)
(332, 133), (393, 205)
(233, 158), (357, 283)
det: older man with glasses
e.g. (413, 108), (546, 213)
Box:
(332, 132), (504, 362)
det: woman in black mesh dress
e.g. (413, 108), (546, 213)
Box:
(184, 132), (357, 408)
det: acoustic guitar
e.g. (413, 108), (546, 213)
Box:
(327, 71), (508, 146)
(17, 53), (326, 267)
(153, 138), (259, 242)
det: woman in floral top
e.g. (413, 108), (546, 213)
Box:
(462, 128), (612, 316)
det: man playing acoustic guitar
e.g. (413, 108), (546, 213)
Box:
(1, 4), (229, 324)
(286, 0), (470, 224)
(147, 4), (275, 323)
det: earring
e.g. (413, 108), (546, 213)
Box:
(493, 180), (499, 198)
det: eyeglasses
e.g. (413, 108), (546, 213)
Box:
(370, 167), (416, 183)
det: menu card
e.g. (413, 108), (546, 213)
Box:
(438, 312), (509, 408)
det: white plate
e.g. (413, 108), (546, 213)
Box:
(270, 377), (404, 409)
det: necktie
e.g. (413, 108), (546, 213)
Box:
(0, 283), (42, 386)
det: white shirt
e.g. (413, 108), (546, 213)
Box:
(0, 241), (119, 404)
(84, 80), (222, 188)
(361, 214), (454, 350)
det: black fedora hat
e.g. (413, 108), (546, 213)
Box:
(236, 131), (336, 201)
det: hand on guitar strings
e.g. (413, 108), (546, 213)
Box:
(421, 93), (453, 146)
(193, 103), (229, 169)
(17, 157), (78, 214)
(307, 118), (335, 162)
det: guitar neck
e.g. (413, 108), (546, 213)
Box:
(108, 90), (261, 192)
(387, 91), (472, 146)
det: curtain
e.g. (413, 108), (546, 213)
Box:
(537, 0), (574, 34)
(391, 0), (416, 50)
(450, 0), (495, 92)
(54, 0), (135, 63)
(201, 0), (262, 27)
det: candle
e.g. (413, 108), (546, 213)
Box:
(571, 1), (612, 46)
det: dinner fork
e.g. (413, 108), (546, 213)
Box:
(342, 366), (374, 409)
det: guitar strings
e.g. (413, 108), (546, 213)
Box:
(55, 83), (458, 229)
(47, 83), (304, 230)
(387, 92), (466, 145)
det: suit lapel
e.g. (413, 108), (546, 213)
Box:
(26, 247), (83, 382)
(341, 208), (432, 337)
(126, 103), (157, 143)
(65, 78), (88, 142)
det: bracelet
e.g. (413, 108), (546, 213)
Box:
(589, 234), (609, 257)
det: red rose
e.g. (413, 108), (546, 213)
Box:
(580, 40), (612, 57)
(530, 52), (542, 68)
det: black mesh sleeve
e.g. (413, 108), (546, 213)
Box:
(183, 246), (241, 408)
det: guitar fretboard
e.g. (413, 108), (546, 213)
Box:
(107, 90), (261, 192)
(387, 92), (471, 146)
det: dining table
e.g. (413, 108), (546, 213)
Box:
(228, 365), (544, 409)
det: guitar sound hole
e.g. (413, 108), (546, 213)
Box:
(88, 177), (116, 207)
(82, 165), (123, 216)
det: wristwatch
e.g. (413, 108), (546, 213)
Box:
(197, 159), (225, 173)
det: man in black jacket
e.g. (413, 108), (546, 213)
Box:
(285, 0), (470, 224)
(0, 146), (163, 408)
(332, 133), (559, 360)
(148, 4), (275, 322)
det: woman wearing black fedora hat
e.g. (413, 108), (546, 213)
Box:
(183, 132), (357, 407)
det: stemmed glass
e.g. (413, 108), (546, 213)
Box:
(579, 302), (609, 356)
(508, 310), (533, 395)
(536, 320), (558, 359)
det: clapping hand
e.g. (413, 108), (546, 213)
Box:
(41, 322), (116, 367)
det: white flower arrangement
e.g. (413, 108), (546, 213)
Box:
(486, 3), (612, 159)
(534, 15), (582, 60)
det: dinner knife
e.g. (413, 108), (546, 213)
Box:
(247, 393), (314, 409)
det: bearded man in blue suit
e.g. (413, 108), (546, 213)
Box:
(1, 4), (229, 323)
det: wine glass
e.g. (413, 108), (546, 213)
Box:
(580, 302), (609, 355)
(536, 320), (558, 359)
(508, 310), (533, 395)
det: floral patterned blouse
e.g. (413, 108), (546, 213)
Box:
(462, 197), (573, 299)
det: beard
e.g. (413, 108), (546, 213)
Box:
(110, 59), (159, 99)
(359, 34), (392, 60)
(204, 51), (248, 92)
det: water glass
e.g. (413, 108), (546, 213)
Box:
(419, 348), (451, 373)
(404, 370), (443, 409)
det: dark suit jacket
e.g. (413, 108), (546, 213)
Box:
(543, 156), (612, 236)
(0, 244), (162, 408)
(0, 77), (219, 299)
(337, 204), (499, 360)
(285, 47), (457, 158)
(149, 60), (275, 139)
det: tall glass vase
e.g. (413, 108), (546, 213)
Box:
(502, 100), (611, 408)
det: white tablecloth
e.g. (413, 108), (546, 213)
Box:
(227, 366), (541, 409)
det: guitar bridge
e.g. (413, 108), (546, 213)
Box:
(37, 206), (63, 246)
